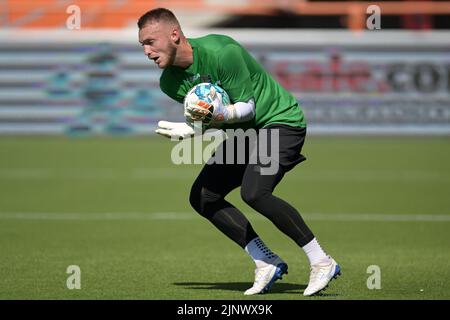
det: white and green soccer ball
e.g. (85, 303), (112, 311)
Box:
(183, 82), (231, 124)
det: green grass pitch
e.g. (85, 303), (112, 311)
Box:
(0, 135), (449, 299)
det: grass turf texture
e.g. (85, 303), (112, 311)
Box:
(0, 136), (449, 299)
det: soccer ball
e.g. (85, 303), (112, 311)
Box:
(183, 82), (230, 124)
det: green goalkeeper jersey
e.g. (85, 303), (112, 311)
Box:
(159, 34), (306, 129)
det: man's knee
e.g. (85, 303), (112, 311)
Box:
(241, 186), (268, 208)
(189, 182), (222, 217)
(189, 182), (202, 214)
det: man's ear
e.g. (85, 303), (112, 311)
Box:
(171, 27), (181, 44)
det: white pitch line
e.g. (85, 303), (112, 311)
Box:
(0, 168), (449, 182)
(0, 212), (449, 222)
(304, 212), (450, 222)
(0, 212), (196, 221)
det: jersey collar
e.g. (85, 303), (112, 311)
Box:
(184, 39), (198, 75)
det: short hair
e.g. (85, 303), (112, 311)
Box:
(137, 8), (179, 29)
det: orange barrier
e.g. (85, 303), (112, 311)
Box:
(3, 0), (450, 29)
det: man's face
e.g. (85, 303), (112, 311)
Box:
(138, 21), (177, 69)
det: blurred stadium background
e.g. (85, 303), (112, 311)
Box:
(0, 0), (449, 300)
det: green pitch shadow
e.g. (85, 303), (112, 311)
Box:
(173, 282), (307, 294)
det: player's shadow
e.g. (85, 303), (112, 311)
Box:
(173, 282), (306, 294)
(312, 292), (340, 297)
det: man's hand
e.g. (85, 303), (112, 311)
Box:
(185, 100), (216, 121)
(185, 90), (232, 126)
(155, 121), (195, 139)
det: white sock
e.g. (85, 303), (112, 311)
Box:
(245, 237), (278, 268)
(302, 238), (331, 266)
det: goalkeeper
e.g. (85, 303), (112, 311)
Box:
(138, 8), (341, 296)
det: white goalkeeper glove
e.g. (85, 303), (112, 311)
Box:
(185, 94), (234, 126)
(155, 121), (195, 139)
(186, 99), (256, 128)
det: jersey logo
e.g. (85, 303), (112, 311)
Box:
(188, 73), (214, 84)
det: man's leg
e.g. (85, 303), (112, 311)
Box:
(241, 163), (316, 247)
(240, 125), (341, 296)
(240, 125), (316, 248)
(189, 159), (256, 248)
(189, 139), (288, 295)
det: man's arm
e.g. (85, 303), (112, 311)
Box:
(218, 43), (256, 125)
(185, 95), (255, 124)
(221, 99), (255, 124)
(185, 44), (256, 127)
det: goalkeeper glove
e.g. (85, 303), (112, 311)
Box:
(185, 94), (235, 127)
(155, 121), (195, 140)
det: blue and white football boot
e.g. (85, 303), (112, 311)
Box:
(244, 257), (288, 295)
(303, 257), (341, 296)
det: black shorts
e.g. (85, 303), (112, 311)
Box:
(210, 124), (307, 173)
(265, 124), (307, 171)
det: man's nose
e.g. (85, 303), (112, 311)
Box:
(143, 45), (153, 56)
